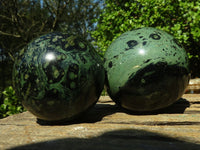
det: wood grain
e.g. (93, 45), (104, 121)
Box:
(0, 94), (200, 150)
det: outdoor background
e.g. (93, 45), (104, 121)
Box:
(0, 0), (200, 117)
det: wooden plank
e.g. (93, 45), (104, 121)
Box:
(0, 94), (200, 150)
(185, 78), (200, 94)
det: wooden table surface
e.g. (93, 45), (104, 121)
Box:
(0, 94), (200, 150)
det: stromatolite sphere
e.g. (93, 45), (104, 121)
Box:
(13, 32), (105, 122)
(104, 27), (190, 111)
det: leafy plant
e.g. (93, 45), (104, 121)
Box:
(0, 86), (25, 118)
(92, 0), (200, 77)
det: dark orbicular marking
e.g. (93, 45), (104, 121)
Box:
(143, 41), (147, 46)
(173, 52), (177, 56)
(108, 61), (113, 68)
(13, 32), (105, 122)
(127, 40), (138, 47)
(113, 55), (119, 58)
(144, 59), (151, 63)
(162, 48), (169, 53)
(149, 34), (161, 40)
(171, 45), (178, 50)
(104, 27), (190, 112)
(126, 40), (138, 50)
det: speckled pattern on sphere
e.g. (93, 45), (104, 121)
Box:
(13, 32), (105, 122)
(104, 27), (190, 111)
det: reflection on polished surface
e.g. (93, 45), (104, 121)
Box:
(104, 27), (190, 112)
(13, 32), (105, 123)
(45, 52), (56, 61)
(138, 48), (145, 55)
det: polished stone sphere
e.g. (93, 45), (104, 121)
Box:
(104, 27), (190, 111)
(13, 32), (105, 122)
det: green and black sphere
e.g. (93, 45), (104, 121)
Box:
(13, 32), (105, 122)
(104, 27), (190, 111)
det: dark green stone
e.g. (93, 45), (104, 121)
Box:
(104, 27), (190, 111)
(13, 32), (105, 122)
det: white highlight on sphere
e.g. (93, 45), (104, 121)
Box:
(45, 52), (56, 61)
(138, 49), (145, 55)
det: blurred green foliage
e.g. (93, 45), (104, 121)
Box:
(0, 86), (25, 119)
(91, 0), (200, 77)
(0, 0), (103, 94)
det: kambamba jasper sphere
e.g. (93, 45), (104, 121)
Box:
(104, 27), (190, 111)
(13, 32), (105, 122)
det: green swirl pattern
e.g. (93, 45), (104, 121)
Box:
(13, 32), (105, 122)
